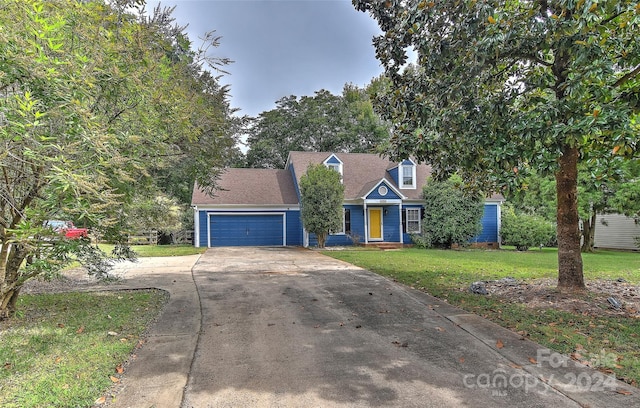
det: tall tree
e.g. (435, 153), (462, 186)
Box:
(299, 164), (345, 248)
(134, 6), (242, 204)
(354, 0), (640, 290)
(246, 86), (390, 169)
(0, 0), (235, 317)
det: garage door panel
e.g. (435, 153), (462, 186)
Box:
(210, 214), (283, 246)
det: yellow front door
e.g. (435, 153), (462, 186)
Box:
(368, 208), (383, 240)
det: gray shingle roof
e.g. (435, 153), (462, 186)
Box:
(286, 152), (432, 200)
(192, 168), (299, 206)
(192, 152), (439, 206)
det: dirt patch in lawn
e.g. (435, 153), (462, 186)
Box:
(483, 278), (640, 319)
(21, 267), (114, 294)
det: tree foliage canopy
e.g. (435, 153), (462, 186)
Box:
(246, 85), (391, 169)
(507, 158), (639, 251)
(354, 0), (640, 289)
(299, 164), (345, 248)
(609, 159), (640, 218)
(0, 0), (236, 317)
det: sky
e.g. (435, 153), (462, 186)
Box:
(146, 0), (385, 118)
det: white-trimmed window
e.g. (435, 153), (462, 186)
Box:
(323, 155), (343, 183)
(406, 208), (421, 233)
(401, 164), (416, 189)
(331, 208), (351, 235)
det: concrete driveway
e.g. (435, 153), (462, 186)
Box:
(176, 247), (637, 408)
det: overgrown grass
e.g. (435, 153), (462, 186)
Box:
(0, 290), (167, 407)
(324, 247), (640, 385)
(99, 244), (206, 257)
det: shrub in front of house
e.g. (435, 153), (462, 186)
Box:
(501, 206), (556, 251)
(418, 177), (484, 249)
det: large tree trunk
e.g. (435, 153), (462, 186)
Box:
(317, 232), (328, 248)
(581, 210), (597, 253)
(555, 146), (585, 290)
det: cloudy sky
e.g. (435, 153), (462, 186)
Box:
(146, 0), (384, 117)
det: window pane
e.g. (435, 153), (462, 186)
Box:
(331, 208), (348, 235)
(406, 209), (420, 233)
(403, 166), (413, 186)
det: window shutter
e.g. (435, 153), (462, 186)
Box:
(402, 209), (407, 233)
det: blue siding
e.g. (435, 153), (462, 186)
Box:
(474, 203), (499, 243)
(286, 210), (303, 245)
(345, 204), (366, 245)
(403, 203), (500, 245)
(198, 202), (500, 247)
(308, 204), (403, 246)
(322, 234), (351, 246)
(309, 205), (365, 247)
(198, 210), (208, 247)
(289, 165), (301, 202)
(366, 182), (401, 200)
(381, 205), (401, 242)
(388, 167), (399, 186)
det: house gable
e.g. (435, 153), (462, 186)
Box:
(325, 155), (341, 164)
(362, 179), (404, 201)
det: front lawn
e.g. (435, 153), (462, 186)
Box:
(0, 290), (167, 407)
(99, 244), (206, 257)
(323, 247), (640, 386)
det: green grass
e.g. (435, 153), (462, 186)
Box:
(324, 247), (640, 385)
(0, 290), (167, 407)
(99, 244), (206, 257)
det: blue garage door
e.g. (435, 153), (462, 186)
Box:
(209, 214), (284, 246)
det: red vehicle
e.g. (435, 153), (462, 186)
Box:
(45, 220), (89, 239)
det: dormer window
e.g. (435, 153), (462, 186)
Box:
(400, 160), (416, 189)
(323, 154), (343, 182)
(327, 163), (340, 173)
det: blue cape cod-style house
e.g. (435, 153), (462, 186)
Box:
(192, 151), (503, 248)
